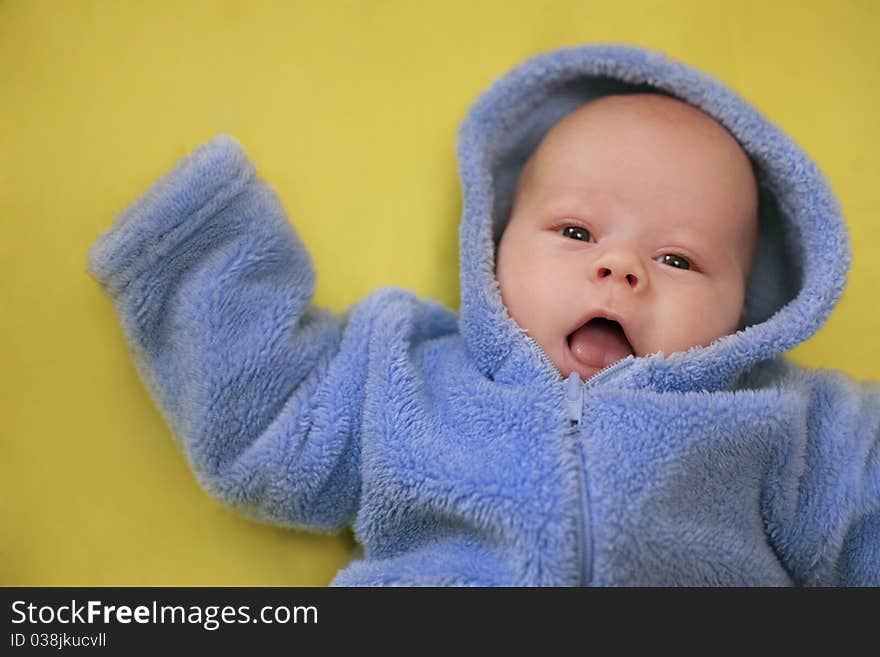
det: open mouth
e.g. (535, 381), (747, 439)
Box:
(566, 317), (635, 369)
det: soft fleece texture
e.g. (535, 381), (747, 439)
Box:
(87, 44), (880, 586)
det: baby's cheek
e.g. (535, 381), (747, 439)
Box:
(657, 286), (741, 353)
(692, 288), (744, 344)
(496, 266), (537, 330)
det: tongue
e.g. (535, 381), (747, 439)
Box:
(568, 318), (634, 369)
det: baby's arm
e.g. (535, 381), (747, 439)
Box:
(88, 136), (364, 532)
(763, 367), (880, 585)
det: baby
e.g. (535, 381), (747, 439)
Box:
(88, 44), (879, 586)
(496, 93), (760, 381)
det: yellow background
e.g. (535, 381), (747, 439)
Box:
(2, 0), (878, 585)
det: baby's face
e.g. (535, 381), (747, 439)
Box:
(495, 94), (759, 380)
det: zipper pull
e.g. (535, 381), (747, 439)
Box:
(565, 371), (584, 426)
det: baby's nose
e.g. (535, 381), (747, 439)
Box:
(593, 252), (647, 291)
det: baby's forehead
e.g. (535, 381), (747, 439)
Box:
(555, 93), (738, 149)
(524, 93), (758, 213)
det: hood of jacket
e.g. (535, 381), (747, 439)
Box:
(455, 43), (851, 393)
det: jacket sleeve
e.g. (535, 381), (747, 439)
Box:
(764, 365), (880, 585)
(87, 135), (364, 533)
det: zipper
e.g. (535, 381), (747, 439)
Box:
(564, 372), (590, 586)
(524, 335), (635, 585)
(564, 357), (635, 586)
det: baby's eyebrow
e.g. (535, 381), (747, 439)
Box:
(662, 223), (720, 248)
(665, 231), (710, 250)
(539, 189), (596, 212)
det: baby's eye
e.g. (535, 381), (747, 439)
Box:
(561, 226), (593, 242)
(657, 253), (691, 270)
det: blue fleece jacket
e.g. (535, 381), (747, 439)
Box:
(87, 44), (880, 586)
